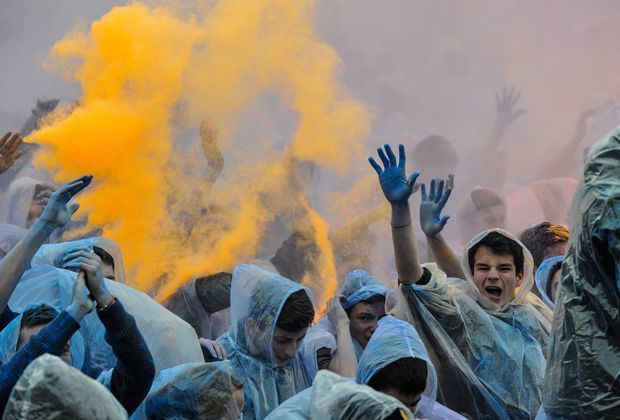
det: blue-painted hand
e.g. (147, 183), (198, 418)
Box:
(420, 178), (452, 237)
(369, 144), (420, 205)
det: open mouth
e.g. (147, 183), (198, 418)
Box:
(485, 286), (503, 300)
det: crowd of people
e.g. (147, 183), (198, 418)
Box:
(0, 96), (618, 420)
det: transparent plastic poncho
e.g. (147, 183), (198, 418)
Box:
(301, 270), (388, 381)
(0, 223), (26, 256)
(217, 264), (312, 419)
(309, 370), (413, 420)
(7, 265), (203, 376)
(0, 176), (47, 227)
(387, 228), (552, 419)
(534, 256), (564, 310)
(31, 237), (127, 283)
(134, 362), (241, 420)
(543, 126), (620, 417)
(356, 315), (438, 418)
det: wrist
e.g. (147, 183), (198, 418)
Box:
(334, 319), (350, 330)
(31, 218), (58, 235)
(94, 291), (114, 308)
(66, 303), (89, 322)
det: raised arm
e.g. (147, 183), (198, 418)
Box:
(0, 132), (24, 176)
(369, 144), (423, 285)
(326, 295), (357, 377)
(0, 175), (92, 311)
(420, 179), (464, 279)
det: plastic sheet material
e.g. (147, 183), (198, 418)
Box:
(387, 228), (552, 419)
(3, 354), (127, 420)
(0, 224), (26, 257)
(543, 126), (620, 417)
(0, 177), (51, 228)
(217, 264), (311, 419)
(534, 256), (564, 309)
(139, 362), (241, 420)
(0, 306), (86, 371)
(357, 315), (438, 418)
(308, 370), (413, 420)
(264, 387), (312, 420)
(301, 271), (387, 382)
(7, 265), (203, 377)
(31, 238), (127, 284)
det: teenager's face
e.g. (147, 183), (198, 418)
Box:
(472, 246), (523, 309)
(348, 300), (386, 348)
(382, 387), (423, 412)
(271, 326), (307, 367)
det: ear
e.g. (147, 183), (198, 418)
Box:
(515, 272), (524, 288)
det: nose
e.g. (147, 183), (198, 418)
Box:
(283, 342), (297, 359)
(369, 319), (378, 334)
(488, 267), (499, 280)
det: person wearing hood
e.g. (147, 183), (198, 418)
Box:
(534, 256), (563, 310)
(0, 176), (92, 332)
(301, 269), (389, 380)
(268, 316), (463, 420)
(369, 144), (551, 419)
(542, 126), (620, 417)
(0, 176), (55, 229)
(216, 264), (314, 419)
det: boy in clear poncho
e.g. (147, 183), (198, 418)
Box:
(301, 269), (389, 380)
(217, 264), (314, 419)
(268, 315), (465, 420)
(543, 126), (620, 417)
(368, 144), (552, 419)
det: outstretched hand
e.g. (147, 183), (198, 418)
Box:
(495, 87), (526, 132)
(39, 175), (93, 227)
(369, 144), (420, 205)
(420, 178), (452, 237)
(0, 132), (24, 175)
(327, 295), (349, 328)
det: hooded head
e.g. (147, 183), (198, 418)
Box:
(535, 256), (564, 309)
(339, 269), (381, 298)
(0, 303), (85, 370)
(357, 316), (437, 417)
(230, 264), (314, 368)
(343, 284), (390, 349)
(144, 362), (242, 419)
(1, 177), (55, 228)
(31, 238), (126, 283)
(461, 228), (534, 311)
(310, 370), (413, 420)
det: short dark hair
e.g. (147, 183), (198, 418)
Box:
(93, 246), (115, 272)
(468, 231), (525, 276)
(367, 357), (428, 396)
(345, 295), (386, 316)
(276, 290), (314, 332)
(21, 304), (59, 329)
(519, 222), (569, 267)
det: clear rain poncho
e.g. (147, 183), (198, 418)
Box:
(217, 264), (312, 420)
(0, 223), (26, 258)
(534, 256), (564, 310)
(542, 126), (620, 417)
(31, 238), (127, 283)
(388, 228), (552, 419)
(7, 265), (203, 376)
(0, 177), (52, 228)
(309, 370), (413, 420)
(140, 362), (241, 420)
(301, 270), (388, 381)
(357, 315), (438, 418)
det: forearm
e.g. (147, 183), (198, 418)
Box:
(328, 323), (358, 377)
(425, 234), (465, 279)
(0, 219), (56, 310)
(99, 300), (155, 415)
(0, 311), (79, 409)
(391, 203), (423, 285)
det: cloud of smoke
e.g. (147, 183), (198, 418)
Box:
(31, 0), (370, 305)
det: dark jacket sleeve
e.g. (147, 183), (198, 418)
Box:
(0, 311), (80, 413)
(0, 306), (18, 333)
(98, 299), (155, 416)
